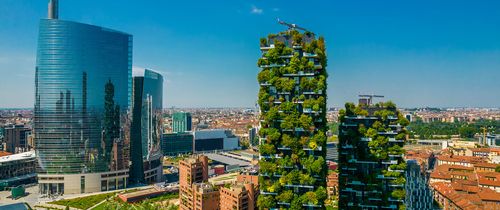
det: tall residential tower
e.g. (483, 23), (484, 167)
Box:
(35, 0), (132, 194)
(256, 22), (328, 209)
(338, 97), (409, 209)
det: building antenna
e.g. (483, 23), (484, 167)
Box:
(277, 18), (313, 35)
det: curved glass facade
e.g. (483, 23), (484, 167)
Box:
(34, 19), (132, 175)
(130, 69), (163, 184)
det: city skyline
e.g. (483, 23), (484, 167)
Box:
(1, 0), (500, 108)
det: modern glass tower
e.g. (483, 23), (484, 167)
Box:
(256, 23), (328, 209)
(172, 112), (192, 133)
(338, 97), (409, 209)
(130, 69), (163, 184)
(34, 0), (132, 195)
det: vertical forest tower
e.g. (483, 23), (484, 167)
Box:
(257, 22), (328, 209)
(338, 97), (409, 209)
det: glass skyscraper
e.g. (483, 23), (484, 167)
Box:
(35, 1), (132, 194)
(130, 69), (163, 184)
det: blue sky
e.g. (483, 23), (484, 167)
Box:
(0, 0), (499, 108)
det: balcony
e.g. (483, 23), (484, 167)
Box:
(259, 64), (286, 68)
(361, 137), (372, 142)
(284, 184), (314, 189)
(259, 82), (272, 86)
(277, 202), (291, 206)
(341, 144), (354, 149)
(282, 72), (316, 77)
(260, 191), (278, 195)
(303, 109), (322, 114)
(303, 204), (322, 208)
(388, 138), (404, 143)
(378, 131), (397, 135)
(303, 52), (318, 57)
(302, 90), (322, 95)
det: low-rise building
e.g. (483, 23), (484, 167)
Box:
(194, 129), (239, 152)
(162, 132), (194, 156)
(0, 151), (36, 189)
(220, 182), (257, 210)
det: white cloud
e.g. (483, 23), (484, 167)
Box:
(251, 5), (263, 14)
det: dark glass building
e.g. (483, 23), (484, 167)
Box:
(35, 1), (132, 194)
(130, 69), (163, 184)
(161, 133), (194, 156)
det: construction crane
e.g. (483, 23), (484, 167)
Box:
(277, 18), (312, 34)
(358, 94), (384, 106)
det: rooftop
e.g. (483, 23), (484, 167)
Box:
(0, 151), (35, 164)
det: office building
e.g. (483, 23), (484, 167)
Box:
(172, 112), (192, 133)
(130, 69), (163, 185)
(3, 125), (31, 153)
(35, 0), (132, 195)
(0, 151), (37, 189)
(338, 97), (409, 209)
(256, 23), (328, 208)
(194, 129), (239, 152)
(248, 127), (257, 148)
(161, 132), (193, 156)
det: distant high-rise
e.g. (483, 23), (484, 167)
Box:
(35, 0), (132, 195)
(172, 112), (192, 133)
(256, 22), (329, 209)
(3, 125), (31, 153)
(338, 98), (409, 209)
(130, 69), (164, 184)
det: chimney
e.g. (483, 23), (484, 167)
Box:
(48, 0), (58, 19)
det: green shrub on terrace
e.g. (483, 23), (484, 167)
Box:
(396, 114), (410, 126)
(281, 113), (299, 130)
(315, 187), (328, 204)
(279, 101), (296, 113)
(299, 114), (313, 130)
(274, 77), (295, 92)
(260, 161), (277, 174)
(312, 132), (327, 145)
(388, 145), (405, 155)
(277, 190), (294, 203)
(391, 189), (406, 200)
(354, 106), (369, 116)
(264, 107), (280, 124)
(259, 144), (276, 155)
(392, 177), (406, 185)
(389, 162), (407, 171)
(257, 195), (276, 209)
(344, 103), (356, 116)
(374, 109), (395, 121)
(301, 191), (319, 205)
(366, 128), (378, 138)
(260, 38), (268, 47)
(299, 173), (315, 185)
(282, 134), (295, 148)
(383, 170), (401, 177)
(257, 69), (271, 83)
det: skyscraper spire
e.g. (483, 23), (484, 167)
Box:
(48, 0), (58, 19)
